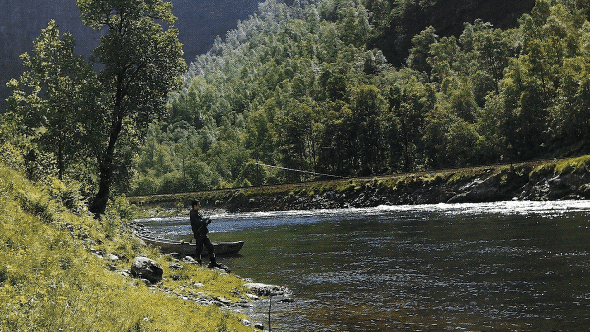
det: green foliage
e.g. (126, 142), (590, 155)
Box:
(12, 0), (586, 200)
(5, 21), (101, 182)
(4, 1), (187, 216)
(125, 0), (590, 195)
(76, 0), (187, 216)
(555, 155), (590, 174)
(0, 141), (25, 171)
(446, 169), (478, 185)
(407, 25), (438, 72)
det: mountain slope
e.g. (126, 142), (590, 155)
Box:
(372, 0), (536, 65)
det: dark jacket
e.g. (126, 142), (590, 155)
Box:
(190, 209), (209, 237)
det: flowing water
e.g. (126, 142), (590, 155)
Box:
(136, 201), (590, 331)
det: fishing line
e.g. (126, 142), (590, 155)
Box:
(254, 162), (348, 179)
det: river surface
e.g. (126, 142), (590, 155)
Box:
(136, 201), (590, 331)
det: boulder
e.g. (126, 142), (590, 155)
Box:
(243, 282), (290, 296)
(522, 172), (589, 200)
(447, 175), (501, 203)
(183, 256), (198, 264)
(131, 256), (163, 284)
(168, 263), (182, 270)
(578, 183), (590, 198)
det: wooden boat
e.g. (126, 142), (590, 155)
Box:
(135, 231), (244, 256)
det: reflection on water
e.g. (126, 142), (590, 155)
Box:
(137, 201), (590, 331)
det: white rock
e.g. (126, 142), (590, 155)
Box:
(243, 282), (290, 296)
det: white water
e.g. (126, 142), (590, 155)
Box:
(136, 200), (590, 237)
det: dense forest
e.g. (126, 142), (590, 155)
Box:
(3, 0), (590, 200)
(130, 0), (590, 195)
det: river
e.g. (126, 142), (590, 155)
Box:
(136, 201), (590, 331)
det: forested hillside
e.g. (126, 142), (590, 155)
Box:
(132, 0), (590, 195)
(369, 0), (536, 65)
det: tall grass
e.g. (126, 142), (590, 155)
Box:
(0, 164), (254, 331)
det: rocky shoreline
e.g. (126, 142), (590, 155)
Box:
(217, 159), (590, 213)
(94, 246), (290, 331)
(130, 157), (590, 215)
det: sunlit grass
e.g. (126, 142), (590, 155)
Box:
(0, 164), (254, 331)
(554, 155), (590, 175)
(528, 155), (590, 179)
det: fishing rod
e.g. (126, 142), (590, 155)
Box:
(254, 162), (349, 179)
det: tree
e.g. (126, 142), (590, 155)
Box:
(77, 0), (187, 216)
(276, 101), (316, 182)
(407, 26), (438, 73)
(245, 108), (275, 163)
(552, 56), (590, 143)
(388, 69), (433, 172)
(6, 20), (101, 181)
(428, 36), (460, 83)
(316, 101), (351, 175)
(349, 84), (386, 175)
(460, 20), (515, 104)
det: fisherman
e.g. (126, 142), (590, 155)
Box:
(190, 199), (221, 268)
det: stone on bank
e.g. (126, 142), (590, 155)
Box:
(131, 256), (163, 284)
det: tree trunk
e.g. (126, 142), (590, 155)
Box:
(57, 141), (64, 180)
(90, 115), (123, 217)
(90, 153), (113, 217)
(90, 96), (124, 217)
(89, 69), (127, 218)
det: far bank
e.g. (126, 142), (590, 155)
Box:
(129, 156), (590, 215)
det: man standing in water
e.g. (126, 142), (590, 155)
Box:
(190, 199), (221, 268)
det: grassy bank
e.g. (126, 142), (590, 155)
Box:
(130, 156), (590, 215)
(0, 164), (255, 331)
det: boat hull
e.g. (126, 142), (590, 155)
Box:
(136, 233), (244, 256)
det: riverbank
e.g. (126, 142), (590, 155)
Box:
(0, 163), (262, 331)
(130, 155), (590, 214)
